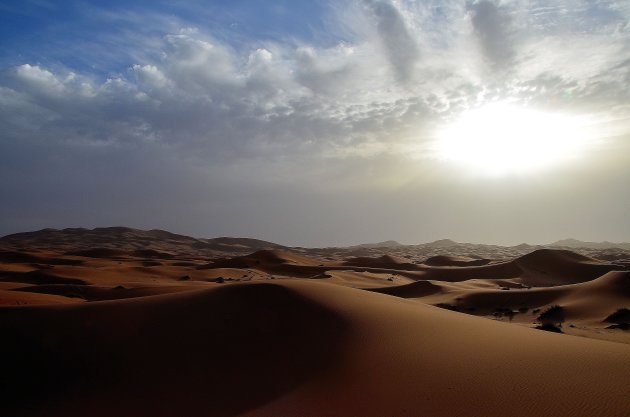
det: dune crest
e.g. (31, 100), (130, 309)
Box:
(2, 229), (629, 416)
(3, 281), (629, 417)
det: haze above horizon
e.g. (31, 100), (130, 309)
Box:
(1, 0), (629, 247)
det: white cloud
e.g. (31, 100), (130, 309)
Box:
(1, 0), (630, 244)
(15, 64), (65, 94)
(1, 1), (628, 155)
(132, 64), (171, 89)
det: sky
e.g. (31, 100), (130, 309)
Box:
(1, 0), (629, 247)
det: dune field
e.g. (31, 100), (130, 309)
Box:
(1, 227), (629, 416)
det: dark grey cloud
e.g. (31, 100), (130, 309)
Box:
(467, 0), (514, 69)
(363, 0), (420, 83)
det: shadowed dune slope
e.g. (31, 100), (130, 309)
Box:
(199, 250), (326, 277)
(423, 260), (523, 281)
(455, 270), (629, 317)
(0, 250), (83, 265)
(423, 255), (490, 266)
(590, 270), (630, 294)
(206, 249), (321, 267)
(515, 249), (615, 286)
(342, 254), (419, 270)
(0, 270), (88, 286)
(11, 283), (207, 301)
(0, 290), (84, 306)
(2, 281), (629, 417)
(0, 283), (350, 417)
(419, 249), (616, 285)
(366, 279), (442, 297)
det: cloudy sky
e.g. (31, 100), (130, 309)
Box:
(1, 0), (629, 246)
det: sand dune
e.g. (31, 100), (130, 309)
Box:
(200, 249), (327, 277)
(12, 282), (207, 301)
(367, 279), (442, 297)
(342, 254), (419, 270)
(423, 254), (491, 266)
(412, 249), (616, 286)
(1, 283), (349, 417)
(448, 271), (630, 321)
(515, 249), (615, 286)
(1, 270), (89, 286)
(0, 289), (84, 306)
(2, 281), (629, 417)
(1, 228), (629, 416)
(0, 227), (285, 257)
(376, 269), (630, 342)
(0, 250), (83, 265)
(204, 249), (322, 268)
(423, 259), (523, 281)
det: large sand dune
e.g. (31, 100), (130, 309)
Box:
(2, 281), (629, 417)
(1, 228), (629, 416)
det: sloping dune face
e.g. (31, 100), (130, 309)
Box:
(515, 249), (616, 286)
(423, 254), (490, 266)
(0, 283), (350, 417)
(1, 229), (630, 416)
(2, 281), (629, 417)
(243, 282), (630, 417)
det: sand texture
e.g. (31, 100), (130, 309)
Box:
(1, 227), (629, 416)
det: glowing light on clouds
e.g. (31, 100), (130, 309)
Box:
(433, 103), (595, 176)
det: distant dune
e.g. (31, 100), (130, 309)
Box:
(515, 249), (615, 286)
(551, 238), (630, 250)
(423, 254), (491, 266)
(0, 227), (285, 257)
(347, 240), (403, 249)
(1, 227), (629, 416)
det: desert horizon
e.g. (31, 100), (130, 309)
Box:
(4, 224), (630, 246)
(2, 1), (630, 416)
(1, 226), (630, 416)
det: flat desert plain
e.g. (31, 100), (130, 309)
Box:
(1, 228), (629, 416)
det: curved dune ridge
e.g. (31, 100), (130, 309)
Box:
(374, 269), (630, 330)
(515, 249), (615, 286)
(1, 270), (89, 286)
(1, 280), (629, 417)
(206, 249), (322, 268)
(415, 249), (616, 286)
(342, 254), (419, 270)
(423, 259), (523, 281)
(450, 270), (629, 320)
(199, 249), (327, 278)
(423, 254), (491, 266)
(1, 228), (630, 416)
(0, 283), (350, 417)
(0, 250), (83, 266)
(593, 270), (630, 289)
(367, 279), (442, 297)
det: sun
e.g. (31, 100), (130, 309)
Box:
(433, 102), (592, 176)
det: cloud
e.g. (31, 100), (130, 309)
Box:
(1, 2), (628, 157)
(132, 64), (171, 89)
(362, 0), (420, 83)
(1, 1), (629, 243)
(467, 0), (515, 69)
(13, 64), (66, 95)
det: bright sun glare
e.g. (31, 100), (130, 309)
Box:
(434, 102), (593, 176)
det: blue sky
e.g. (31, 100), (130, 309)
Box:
(0, 0), (336, 75)
(1, 0), (629, 246)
